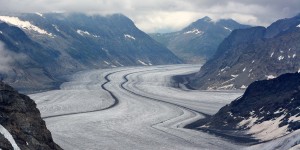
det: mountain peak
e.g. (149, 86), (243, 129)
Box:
(187, 16), (213, 28)
(200, 16), (213, 22)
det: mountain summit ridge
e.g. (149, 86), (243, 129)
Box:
(185, 13), (300, 90)
(0, 12), (181, 92)
(149, 16), (250, 63)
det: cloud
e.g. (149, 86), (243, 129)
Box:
(0, 0), (299, 32)
(0, 42), (26, 73)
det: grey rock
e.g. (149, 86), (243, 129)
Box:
(0, 81), (62, 150)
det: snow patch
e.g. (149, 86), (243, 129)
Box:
(252, 60), (255, 63)
(274, 109), (284, 114)
(184, 28), (204, 35)
(240, 85), (247, 89)
(231, 74), (239, 78)
(270, 52), (274, 57)
(289, 115), (300, 122)
(124, 34), (136, 40)
(115, 61), (124, 67)
(224, 26), (232, 31)
(52, 24), (60, 32)
(278, 56), (284, 61)
(297, 24), (300, 28)
(138, 60), (148, 66)
(0, 16), (52, 36)
(290, 144), (300, 150)
(247, 115), (288, 141)
(238, 116), (258, 128)
(201, 125), (210, 128)
(266, 75), (276, 80)
(77, 30), (90, 36)
(0, 31), (2, 34)
(77, 30), (100, 37)
(218, 84), (234, 89)
(293, 54), (296, 58)
(35, 12), (44, 18)
(0, 125), (21, 150)
(243, 68), (246, 72)
(220, 66), (230, 72)
(104, 61), (110, 65)
(245, 128), (300, 150)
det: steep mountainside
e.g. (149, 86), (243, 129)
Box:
(201, 72), (300, 144)
(0, 13), (181, 91)
(0, 81), (62, 150)
(149, 17), (250, 63)
(187, 14), (300, 89)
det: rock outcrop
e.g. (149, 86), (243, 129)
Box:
(200, 72), (300, 142)
(0, 81), (62, 150)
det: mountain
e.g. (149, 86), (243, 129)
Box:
(149, 16), (250, 63)
(0, 81), (62, 150)
(0, 13), (181, 91)
(198, 72), (300, 148)
(185, 14), (300, 90)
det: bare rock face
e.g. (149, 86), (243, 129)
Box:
(201, 72), (300, 142)
(0, 81), (62, 150)
(185, 14), (300, 90)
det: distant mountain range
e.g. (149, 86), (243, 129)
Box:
(199, 72), (300, 149)
(149, 16), (250, 63)
(185, 13), (300, 90)
(0, 13), (181, 91)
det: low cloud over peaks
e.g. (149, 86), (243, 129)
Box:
(0, 0), (299, 32)
(0, 42), (26, 73)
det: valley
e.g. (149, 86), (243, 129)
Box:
(30, 65), (245, 150)
(0, 4), (299, 149)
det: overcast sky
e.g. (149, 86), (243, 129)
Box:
(0, 0), (299, 33)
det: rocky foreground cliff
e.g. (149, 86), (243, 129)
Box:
(0, 81), (62, 150)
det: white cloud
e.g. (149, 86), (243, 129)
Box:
(133, 11), (201, 33)
(0, 0), (299, 32)
(0, 42), (26, 73)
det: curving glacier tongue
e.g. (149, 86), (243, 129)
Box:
(30, 65), (244, 150)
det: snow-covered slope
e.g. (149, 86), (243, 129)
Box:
(200, 72), (300, 149)
(0, 13), (181, 91)
(0, 16), (52, 36)
(245, 130), (300, 150)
